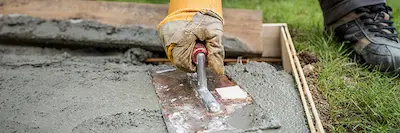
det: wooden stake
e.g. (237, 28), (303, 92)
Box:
(280, 26), (316, 133)
(283, 26), (325, 133)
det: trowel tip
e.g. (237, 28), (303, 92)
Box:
(209, 103), (221, 113)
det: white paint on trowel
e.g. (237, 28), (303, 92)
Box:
(69, 19), (83, 23)
(216, 85), (248, 99)
(155, 68), (177, 74)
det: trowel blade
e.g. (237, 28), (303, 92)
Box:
(151, 68), (253, 133)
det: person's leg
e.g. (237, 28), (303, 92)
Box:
(318, 0), (400, 74)
(319, 0), (386, 26)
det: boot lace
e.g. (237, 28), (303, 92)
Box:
(355, 4), (398, 41)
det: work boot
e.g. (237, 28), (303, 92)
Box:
(328, 4), (400, 74)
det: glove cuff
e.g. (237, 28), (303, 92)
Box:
(157, 9), (223, 30)
(168, 0), (222, 18)
(158, 0), (223, 30)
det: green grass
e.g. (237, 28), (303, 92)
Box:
(103, 0), (400, 132)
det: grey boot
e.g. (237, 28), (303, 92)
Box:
(329, 4), (400, 74)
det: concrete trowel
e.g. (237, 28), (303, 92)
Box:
(151, 43), (261, 132)
(191, 42), (221, 113)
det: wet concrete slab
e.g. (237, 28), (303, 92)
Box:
(0, 44), (308, 133)
(0, 44), (169, 132)
(225, 62), (309, 133)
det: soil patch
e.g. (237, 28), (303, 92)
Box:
(298, 51), (319, 66)
(298, 51), (332, 132)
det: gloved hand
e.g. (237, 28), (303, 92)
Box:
(157, 0), (225, 75)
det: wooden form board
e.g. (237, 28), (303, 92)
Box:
(262, 23), (285, 58)
(262, 24), (325, 133)
(0, 0), (263, 54)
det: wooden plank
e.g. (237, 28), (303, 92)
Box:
(262, 23), (286, 57)
(280, 26), (292, 73)
(279, 25), (317, 133)
(264, 23), (322, 133)
(283, 25), (325, 133)
(0, 0), (263, 54)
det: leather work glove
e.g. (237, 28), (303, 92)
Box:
(157, 0), (225, 75)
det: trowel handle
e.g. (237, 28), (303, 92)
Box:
(192, 43), (208, 64)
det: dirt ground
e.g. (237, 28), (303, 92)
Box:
(0, 44), (308, 133)
(298, 51), (332, 132)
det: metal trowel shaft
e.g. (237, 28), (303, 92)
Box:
(193, 43), (221, 113)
